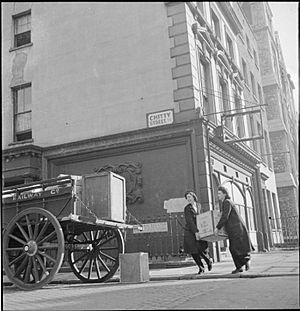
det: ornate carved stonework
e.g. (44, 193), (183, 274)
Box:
(94, 162), (143, 204)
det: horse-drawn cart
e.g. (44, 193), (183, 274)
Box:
(2, 172), (140, 290)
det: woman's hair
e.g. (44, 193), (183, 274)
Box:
(218, 186), (231, 199)
(184, 190), (198, 202)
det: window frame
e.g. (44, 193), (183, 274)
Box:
(13, 9), (31, 49)
(211, 10), (221, 40)
(250, 71), (256, 97)
(225, 32), (235, 60)
(234, 92), (245, 138)
(12, 83), (32, 142)
(199, 55), (215, 121)
(241, 58), (249, 85)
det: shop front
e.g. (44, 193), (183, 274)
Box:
(2, 118), (265, 262)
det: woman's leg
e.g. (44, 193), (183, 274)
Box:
(191, 253), (205, 272)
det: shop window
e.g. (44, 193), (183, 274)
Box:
(231, 183), (246, 225)
(13, 10), (31, 48)
(246, 189), (256, 231)
(12, 83), (32, 142)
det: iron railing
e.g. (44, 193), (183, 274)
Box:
(281, 215), (299, 246)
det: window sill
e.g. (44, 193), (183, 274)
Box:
(9, 42), (33, 52)
(8, 139), (34, 146)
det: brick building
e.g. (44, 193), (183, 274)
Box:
(241, 2), (299, 244)
(2, 2), (285, 262)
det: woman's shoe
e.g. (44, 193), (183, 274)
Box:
(207, 258), (213, 271)
(231, 268), (243, 274)
(198, 267), (205, 274)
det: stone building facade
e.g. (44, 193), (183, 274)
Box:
(2, 2), (286, 262)
(241, 2), (299, 244)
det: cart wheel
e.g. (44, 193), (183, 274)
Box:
(3, 208), (65, 290)
(67, 228), (124, 283)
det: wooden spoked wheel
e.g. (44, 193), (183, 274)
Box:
(3, 208), (65, 290)
(67, 228), (124, 283)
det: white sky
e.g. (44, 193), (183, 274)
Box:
(268, 2), (299, 113)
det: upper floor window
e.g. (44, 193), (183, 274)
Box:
(234, 94), (245, 138)
(242, 58), (248, 85)
(253, 49), (258, 67)
(250, 72), (256, 97)
(12, 83), (32, 142)
(13, 10), (31, 48)
(211, 10), (221, 40)
(249, 115), (255, 150)
(226, 33), (234, 60)
(257, 83), (263, 104)
(199, 58), (215, 121)
(197, 2), (205, 15)
(219, 78), (232, 131)
(246, 35), (251, 52)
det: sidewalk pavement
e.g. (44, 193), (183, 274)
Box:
(3, 248), (299, 287)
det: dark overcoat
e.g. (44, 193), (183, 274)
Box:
(216, 198), (254, 255)
(183, 203), (208, 254)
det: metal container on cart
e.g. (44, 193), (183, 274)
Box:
(2, 172), (140, 290)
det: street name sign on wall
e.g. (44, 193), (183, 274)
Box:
(146, 109), (174, 128)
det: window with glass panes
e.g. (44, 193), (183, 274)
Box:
(234, 93), (245, 138)
(246, 189), (256, 231)
(231, 183), (246, 225)
(219, 78), (232, 130)
(242, 58), (248, 85)
(211, 10), (221, 39)
(13, 83), (32, 142)
(199, 57), (214, 120)
(250, 72), (256, 97)
(13, 11), (31, 48)
(226, 33), (234, 60)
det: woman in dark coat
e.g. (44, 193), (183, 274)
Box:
(215, 186), (255, 274)
(183, 190), (212, 274)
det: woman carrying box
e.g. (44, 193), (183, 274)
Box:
(183, 190), (213, 274)
(215, 186), (255, 274)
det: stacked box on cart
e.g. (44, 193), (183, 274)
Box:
(80, 172), (126, 223)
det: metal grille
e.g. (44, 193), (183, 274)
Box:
(281, 215), (299, 246)
(125, 213), (186, 261)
